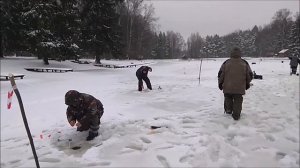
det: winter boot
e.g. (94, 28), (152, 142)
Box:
(232, 114), (240, 120)
(224, 111), (232, 114)
(86, 131), (98, 141)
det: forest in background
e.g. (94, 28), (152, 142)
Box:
(1, 0), (299, 64)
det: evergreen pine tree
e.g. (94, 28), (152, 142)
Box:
(288, 16), (300, 57)
(2, 0), (28, 56)
(80, 0), (123, 63)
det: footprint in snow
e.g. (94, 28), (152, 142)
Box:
(157, 155), (170, 168)
(179, 154), (194, 163)
(251, 146), (268, 151)
(285, 136), (298, 143)
(181, 119), (197, 124)
(264, 134), (275, 142)
(275, 152), (286, 160)
(156, 146), (174, 150)
(13, 138), (23, 143)
(39, 158), (61, 163)
(9, 160), (21, 164)
(140, 137), (151, 143)
(42, 129), (49, 133)
(119, 148), (135, 154)
(40, 151), (52, 156)
(126, 143), (144, 151)
(87, 161), (111, 166)
(182, 135), (197, 139)
(3, 138), (13, 142)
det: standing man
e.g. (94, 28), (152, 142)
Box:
(218, 47), (253, 120)
(288, 55), (300, 75)
(136, 66), (152, 91)
(65, 90), (104, 141)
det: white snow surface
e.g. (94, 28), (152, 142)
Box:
(1, 57), (299, 168)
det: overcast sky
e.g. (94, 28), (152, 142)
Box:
(147, 0), (299, 40)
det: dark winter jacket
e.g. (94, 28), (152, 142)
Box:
(65, 90), (104, 130)
(288, 56), (300, 67)
(218, 48), (253, 95)
(136, 66), (152, 78)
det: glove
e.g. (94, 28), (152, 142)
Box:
(69, 120), (76, 127)
(218, 83), (223, 90)
(246, 83), (250, 90)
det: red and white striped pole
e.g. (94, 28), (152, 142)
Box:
(7, 89), (14, 109)
(9, 74), (40, 168)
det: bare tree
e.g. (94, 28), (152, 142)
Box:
(271, 8), (293, 51)
(166, 31), (185, 58)
(187, 33), (204, 58)
(125, 0), (143, 59)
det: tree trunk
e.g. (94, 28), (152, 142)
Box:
(138, 31), (143, 58)
(126, 1), (130, 59)
(95, 48), (101, 64)
(127, 17), (133, 60)
(0, 33), (3, 58)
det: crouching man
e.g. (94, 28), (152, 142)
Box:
(136, 66), (152, 91)
(65, 90), (104, 141)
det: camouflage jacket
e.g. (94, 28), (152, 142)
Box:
(66, 93), (104, 126)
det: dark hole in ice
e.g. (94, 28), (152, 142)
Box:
(72, 146), (81, 150)
(150, 126), (162, 129)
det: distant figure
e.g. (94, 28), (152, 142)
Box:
(218, 47), (253, 120)
(136, 66), (152, 91)
(288, 55), (300, 75)
(65, 90), (104, 141)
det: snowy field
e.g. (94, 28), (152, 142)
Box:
(1, 56), (299, 167)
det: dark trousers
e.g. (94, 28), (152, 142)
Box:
(89, 109), (104, 133)
(291, 66), (297, 74)
(137, 76), (152, 91)
(224, 93), (243, 120)
(77, 109), (103, 133)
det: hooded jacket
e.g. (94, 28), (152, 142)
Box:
(65, 90), (104, 130)
(136, 66), (152, 78)
(218, 48), (253, 95)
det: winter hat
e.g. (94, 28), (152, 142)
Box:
(65, 90), (80, 106)
(230, 47), (241, 58)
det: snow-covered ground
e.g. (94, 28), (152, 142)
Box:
(1, 56), (299, 167)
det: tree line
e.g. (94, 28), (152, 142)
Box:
(1, 0), (299, 64)
(1, 0), (185, 64)
(187, 9), (299, 58)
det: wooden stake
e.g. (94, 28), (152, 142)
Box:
(9, 74), (40, 168)
(198, 59), (203, 84)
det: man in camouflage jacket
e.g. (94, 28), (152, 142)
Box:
(218, 47), (253, 120)
(65, 90), (104, 141)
